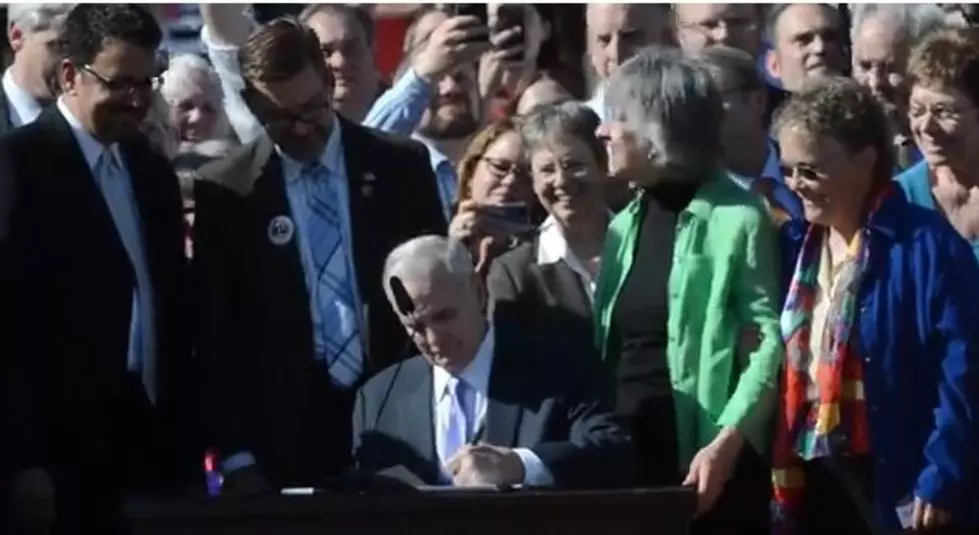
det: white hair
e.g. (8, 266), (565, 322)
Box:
(849, 4), (948, 46)
(7, 4), (74, 34)
(381, 235), (474, 310)
(158, 54), (230, 142)
(604, 46), (724, 178)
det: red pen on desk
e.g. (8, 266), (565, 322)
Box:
(204, 450), (223, 496)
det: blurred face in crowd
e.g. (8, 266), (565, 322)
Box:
(60, 39), (157, 143)
(395, 264), (486, 375)
(767, 4), (845, 93)
(468, 131), (532, 204)
(715, 79), (767, 169)
(908, 83), (979, 167)
(587, 4), (672, 82)
(305, 8), (378, 120)
(8, 19), (62, 101)
(851, 14), (910, 131)
(413, 10), (481, 140)
(515, 78), (572, 116)
(674, 4), (762, 57)
(247, 64), (334, 162)
(168, 70), (222, 142)
(778, 126), (876, 229)
(530, 135), (607, 228)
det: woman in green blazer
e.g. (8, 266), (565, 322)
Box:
(593, 47), (784, 535)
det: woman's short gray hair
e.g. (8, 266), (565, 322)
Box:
(159, 54), (223, 104)
(604, 46), (725, 179)
(519, 101), (606, 170)
(7, 4), (74, 34)
(382, 235), (474, 308)
(849, 4), (947, 45)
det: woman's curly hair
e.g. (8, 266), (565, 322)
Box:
(772, 75), (894, 186)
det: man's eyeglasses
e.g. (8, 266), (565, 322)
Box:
(81, 64), (155, 96)
(260, 101), (333, 130)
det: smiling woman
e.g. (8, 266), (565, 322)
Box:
(772, 76), (979, 534)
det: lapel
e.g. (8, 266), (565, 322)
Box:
(118, 139), (167, 291)
(482, 324), (523, 447)
(399, 364), (438, 481)
(336, 116), (379, 304)
(0, 83), (12, 134)
(37, 108), (133, 281)
(532, 260), (591, 318)
(248, 137), (314, 336)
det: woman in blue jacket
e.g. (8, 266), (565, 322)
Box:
(770, 76), (979, 534)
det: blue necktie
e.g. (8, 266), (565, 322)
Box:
(97, 150), (157, 403)
(303, 163), (363, 387)
(437, 378), (472, 475)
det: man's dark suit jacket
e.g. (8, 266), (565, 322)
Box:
(193, 115), (447, 486)
(0, 107), (196, 531)
(0, 84), (13, 134)
(352, 315), (633, 489)
(487, 239), (596, 359)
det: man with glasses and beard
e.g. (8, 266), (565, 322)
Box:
(0, 5), (196, 534)
(193, 18), (446, 494)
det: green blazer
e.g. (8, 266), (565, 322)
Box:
(593, 174), (784, 470)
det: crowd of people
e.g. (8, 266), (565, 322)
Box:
(0, 3), (978, 535)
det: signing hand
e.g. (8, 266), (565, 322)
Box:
(911, 497), (952, 531)
(682, 427), (744, 516)
(446, 444), (525, 487)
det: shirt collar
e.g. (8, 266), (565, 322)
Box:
(279, 113), (343, 182)
(433, 323), (495, 399)
(412, 133), (452, 170)
(56, 97), (121, 172)
(727, 139), (782, 188)
(2, 68), (43, 126)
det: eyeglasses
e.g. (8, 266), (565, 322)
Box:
(779, 163), (828, 182)
(81, 65), (155, 96)
(259, 101), (333, 130)
(480, 156), (528, 180)
(908, 102), (973, 123)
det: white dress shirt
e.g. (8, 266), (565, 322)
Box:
(536, 216), (599, 303)
(56, 98), (158, 401)
(432, 324), (554, 486)
(3, 68), (44, 127)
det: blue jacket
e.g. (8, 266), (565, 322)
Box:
(779, 191), (979, 528)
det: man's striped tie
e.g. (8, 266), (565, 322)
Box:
(303, 163), (363, 387)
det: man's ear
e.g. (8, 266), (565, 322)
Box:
(765, 48), (781, 82)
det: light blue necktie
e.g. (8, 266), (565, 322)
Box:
(97, 150), (157, 403)
(437, 378), (472, 476)
(303, 163), (363, 387)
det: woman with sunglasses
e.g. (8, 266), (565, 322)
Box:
(772, 75), (979, 534)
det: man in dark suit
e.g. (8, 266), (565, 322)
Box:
(354, 235), (632, 488)
(0, 5), (196, 534)
(0, 4), (72, 132)
(193, 18), (446, 494)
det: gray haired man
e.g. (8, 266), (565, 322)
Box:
(3, 3), (73, 130)
(352, 235), (633, 488)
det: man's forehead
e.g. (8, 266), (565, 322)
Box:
(676, 3), (751, 22)
(306, 9), (366, 46)
(588, 4), (667, 33)
(777, 5), (839, 39)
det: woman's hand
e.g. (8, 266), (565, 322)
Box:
(911, 497), (952, 531)
(682, 427), (744, 516)
(448, 200), (513, 276)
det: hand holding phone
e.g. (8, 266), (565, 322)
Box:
(490, 4), (525, 61)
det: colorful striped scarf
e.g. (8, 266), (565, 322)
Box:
(770, 187), (893, 533)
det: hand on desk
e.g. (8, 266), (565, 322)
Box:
(682, 427), (744, 517)
(446, 444), (525, 487)
(222, 465), (272, 496)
